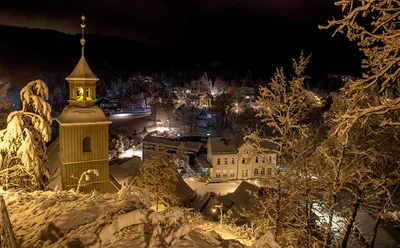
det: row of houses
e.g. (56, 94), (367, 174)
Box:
(142, 135), (277, 182)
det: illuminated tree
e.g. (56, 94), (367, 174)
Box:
(0, 81), (10, 129)
(135, 146), (179, 212)
(318, 1), (400, 246)
(247, 52), (316, 243)
(0, 79), (52, 190)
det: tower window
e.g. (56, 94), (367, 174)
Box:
(83, 137), (91, 152)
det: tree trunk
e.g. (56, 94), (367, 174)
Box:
(0, 195), (18, 248)
(341, 186), (362, 248)
(274, 169), (282, 241)
(367, 195), (384, 248)
(324, 194), (337, 247)
(156, 196), (159, 212)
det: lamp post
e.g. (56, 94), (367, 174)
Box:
(212, 204), (223, 230)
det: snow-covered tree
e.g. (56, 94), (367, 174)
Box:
(135, 146), (179, 211)
(198, 72), (210, 93)
(0, 79), (52, 190)
(247, 52), (316, 243)
(212, 76), (226, 95)
(318, 1), (400, 246)
(0, 81), (10, 129)
(213, 93), (234, 129)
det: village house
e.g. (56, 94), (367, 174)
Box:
(142, 135), (204, 167)
(197, 137), (277, 182)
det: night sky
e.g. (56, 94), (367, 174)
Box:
(0, 0), (361, 77)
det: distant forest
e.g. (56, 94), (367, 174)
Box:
(0, 24), (363, 91)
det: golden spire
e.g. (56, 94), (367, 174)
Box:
(80, 15), (86, 57)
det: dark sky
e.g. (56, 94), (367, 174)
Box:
(0, 1), (361, 78)
(0, 0), (338, 44)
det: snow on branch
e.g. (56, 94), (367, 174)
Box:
(0, 79), (52, 190)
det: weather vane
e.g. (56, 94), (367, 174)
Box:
(80, 15), (86, 57)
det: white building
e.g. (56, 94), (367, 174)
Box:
(202, 137), (277, 182)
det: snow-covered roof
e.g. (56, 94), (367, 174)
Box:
(66, 56), (98, 81)
(228, 181), (260, 211)
(208, 137), (244, 155)
(56, 105), (112, 126)
(209, 137), (278, 155)
(143, 135), (202, 153)
(195, 154), (213, 168)
(355, 207), (400, 247)
(109, 157), (141, 184)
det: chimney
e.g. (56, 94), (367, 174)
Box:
(221, 138), (230, 145)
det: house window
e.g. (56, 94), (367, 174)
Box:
(223, 170), (228, 177)
(216, 170), (221, 177)
(269, 156), (272, 162)
(217, 158), (220, 165)
(231, 158), (235, 164)
(254, 169), (259, 176)
(242, 158), (245, 164)
(256, 157), (259, 163)
(83, 137), (91, 152)
(230, 170), (235, 177)
(224, 158), (228, 165)
(241, 170), (244, 177)
(261, 168), (265, 176)
(262, 157), (265, 163)
(245, 169), (248, 177)
(267, 168), (272, 175)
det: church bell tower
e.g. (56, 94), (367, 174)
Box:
(56, 15), (117, 193)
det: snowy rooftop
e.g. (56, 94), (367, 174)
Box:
(56, 105), (112, 126)
(109, 157), (141, 183)
(196, 154), (213, 168)
(208, 137), (244, 155)
(66, 56), (98, 81)
(142, 135), (203, 152)
(209, 137), (277, 155)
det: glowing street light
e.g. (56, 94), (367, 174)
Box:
(212, 204), (224, 230)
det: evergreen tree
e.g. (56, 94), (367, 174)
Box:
(0, 79), (52, 190)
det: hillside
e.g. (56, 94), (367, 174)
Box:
(3, 189), (278, 247)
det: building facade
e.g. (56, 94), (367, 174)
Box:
(204, 137), (277, 181)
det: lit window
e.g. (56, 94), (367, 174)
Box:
(224, 158), (228, 165)
(83, 137), (91, 152)
(261, 168), (265, 175)
(231, 158), (235, 164)
(217, 158), (220, 165)
(267, 168), (272, 175)
(256, 157), (259, 163)
(223, 170), (228, 177)
(254, 169), (259, 176)
(230, 170), (235, 177)
(216, 170), (221, 177)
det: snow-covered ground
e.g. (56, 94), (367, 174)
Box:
(185, 178), (242, 195)
(3, 190), (279, 247)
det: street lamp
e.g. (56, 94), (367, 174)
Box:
(212, 204), (223, 230)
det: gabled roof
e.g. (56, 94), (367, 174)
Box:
(66, 56), (98, 81)
(208, 137), (244, 155)
(142, 135), (203, 152)
(195, 154), (213, 168)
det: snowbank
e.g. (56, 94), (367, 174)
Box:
(4, 190), (262, 247)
